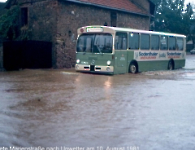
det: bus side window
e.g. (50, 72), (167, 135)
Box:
(160, 36), (168, 50)
(129, 33), (139, 50)
(115, 32), (127, 50)
(169, 36), (176, 51)
(115, 36), (119, 49)
(122, 38), (127, 49)
(141, 34), (150, 50)
(151, 35), (159, 50)
(177, 37), (184, 51)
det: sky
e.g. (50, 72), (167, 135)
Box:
(185, 0), (195, 5)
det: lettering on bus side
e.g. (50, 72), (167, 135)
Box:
(139, 52), (158, 56)
(167, 52), (182, 59)
(138, 52), (158, 60)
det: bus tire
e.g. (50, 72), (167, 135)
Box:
(129, 62), (138, 74)
(168, 60), (174, 70)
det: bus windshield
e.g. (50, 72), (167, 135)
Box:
(77, 33), (113, 53)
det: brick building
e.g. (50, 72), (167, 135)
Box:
(0, 2), (6, 71)
(5, 0), (155, 68)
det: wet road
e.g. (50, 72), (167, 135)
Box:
(0, 55), (195, 149)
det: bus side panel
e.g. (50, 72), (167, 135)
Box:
(138, 60), (169, 72)
(136, 59), (185, 72)
(114, 51), (119, 74)
(174, 59), (185, 69)
(126, 51), (135, 73)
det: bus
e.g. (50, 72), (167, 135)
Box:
(75, 25), (186, 75)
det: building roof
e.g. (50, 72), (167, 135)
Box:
(65, 0), (151, 17)
(4, 0), (155, 17)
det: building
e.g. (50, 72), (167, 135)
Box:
(0, 2), (7, 71)
(4, 0), (155, 68)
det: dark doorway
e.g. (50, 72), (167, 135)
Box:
(3, 41), (52, 70)
(21, 7), (28, 26)
(111, 12), (117, 27)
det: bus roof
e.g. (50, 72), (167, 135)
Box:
(78, 25), (186, 38)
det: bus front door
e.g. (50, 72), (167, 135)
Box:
(115, 50), (127, 74)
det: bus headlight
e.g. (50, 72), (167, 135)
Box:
(107, 60), (111, 65)
(106, 67), (110, 71)
(76, 59), (80, 64)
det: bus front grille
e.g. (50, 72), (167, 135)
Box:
(90, 65), (95, 71)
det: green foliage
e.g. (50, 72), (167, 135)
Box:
(19, 25), (30, 40)
(0, 5), (20, 40)
(150, 0), (194, 36)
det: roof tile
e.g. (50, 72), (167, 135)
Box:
(74, 0), (149, 16)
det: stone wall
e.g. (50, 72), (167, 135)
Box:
(19, 0), (58, 68)
(117, 11), (149, 30)
(18, 0), (151, 69)
(56, 2), (111, 68)
(55, 1), (150, 68)
(27, 0), (57, 42)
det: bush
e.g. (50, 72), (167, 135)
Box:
(0, 5), (20, 40)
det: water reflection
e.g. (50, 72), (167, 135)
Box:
(104, 77), (112, 89)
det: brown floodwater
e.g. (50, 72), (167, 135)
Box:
(0, 55), (195, 149)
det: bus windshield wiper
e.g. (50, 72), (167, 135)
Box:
(97, 46), (103, 55)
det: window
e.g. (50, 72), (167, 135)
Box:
(77, 34), (113, 53)
(169, 36), (176, 50)
(151, 35), (159, 50)
(94, 34), (113, 53)
(115, 32), (127, 50)
(129, 33), (139, 50)
(160, 36), (168, 50)
(77, 34), (93, 52)
(111, 12), (117, 27)
(86, 38), (92, 52)
(21, 8), (28, 26)
(177, 38), (184, 51)
(141, 34), (150, 50)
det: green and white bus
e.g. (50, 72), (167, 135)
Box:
(75, 25), (186, 75)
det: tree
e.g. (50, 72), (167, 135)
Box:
(186, 3), (195, 46)
(150, 0), (193, 36)
(0, 5), (31, 41)
(0, 5), (20, 40)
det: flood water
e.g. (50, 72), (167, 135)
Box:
(0, 55), (195, 149)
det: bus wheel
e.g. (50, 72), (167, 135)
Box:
(168, 60), (174, 70)
(130, 63), (137, 74)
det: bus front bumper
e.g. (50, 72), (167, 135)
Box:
(75, 64), (114, 73)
